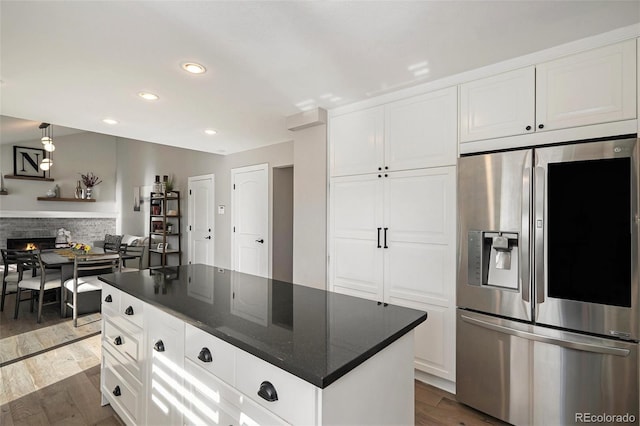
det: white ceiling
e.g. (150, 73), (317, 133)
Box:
(1, 1), (639, 154)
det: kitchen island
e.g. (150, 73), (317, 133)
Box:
(98, 264), (427, 425)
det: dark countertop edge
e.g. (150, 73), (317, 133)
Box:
(99, 275), (427, 388)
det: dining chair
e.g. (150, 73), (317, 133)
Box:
(62, 253), (121, 327)
(14, 251), (62, 323)
(121, 244), (147, 272)
(1, 249), (24, 312)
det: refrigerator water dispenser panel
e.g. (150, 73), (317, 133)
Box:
(467, 230), (519, 290)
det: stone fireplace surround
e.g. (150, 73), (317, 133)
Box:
(0, 217), (116, 251)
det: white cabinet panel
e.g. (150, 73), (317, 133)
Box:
(385, 87), (458, 169)
(330, 106), (384, 177)
(536, 39), (636, 131)
(146, 304), (185, 426)
(412, 305), (455, 380)
(330, 175), (384, 301)
(459, 67), (535, 143)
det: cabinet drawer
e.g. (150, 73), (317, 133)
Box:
(184, 359), (289, 426)
(185, 324), (235, 385)
(102, 351), (142, 425)
(103, 317), (143, 380)
(236, 349), (317, 425)
(120, 291), (144, 328)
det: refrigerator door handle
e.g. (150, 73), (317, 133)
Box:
(461, 314), (630, 357)
(521, 153), (532, 303)
(534, 165), (546, 304)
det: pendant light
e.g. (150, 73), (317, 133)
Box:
(39, 123), (54, 173)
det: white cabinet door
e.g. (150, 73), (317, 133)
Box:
(536, 39), (636, 131)
(329, 107), (384, 177)
(329, 174), (384, 301)
(459, 67), (535, 143)
(383, 167), (456, 381)
(385, 87), (458, 170)
(383, 167), (456, 306)
(146, 304), (185, 426)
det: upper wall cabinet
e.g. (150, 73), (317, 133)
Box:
(330, 87), (457, 177)
(460, 39), (637, 143)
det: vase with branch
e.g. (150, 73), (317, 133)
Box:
(80, 172), (102, 199)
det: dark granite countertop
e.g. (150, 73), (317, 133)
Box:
(99, 264), (427, 388)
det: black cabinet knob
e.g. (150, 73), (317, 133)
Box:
(114, 336), (123, 346)
(525, 125), (532, 131)
(538, 124), (544, 129)
(113, 386), (121, 397)
(153, 340), (165, 352)
(258, 381), (278, 402)
(378, 174), (382, 178)
(385, 166), (388, 170)
(378, 167), (382, 171)
(104, 294), (112, 303)
(384, 174), (388, 178)
(198, 347), (213, 363)
(124, 306), (134, 315)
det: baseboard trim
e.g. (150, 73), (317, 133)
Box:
(415, 369), (456, 395)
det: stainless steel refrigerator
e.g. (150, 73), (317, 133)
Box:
(456, 137), (639, 425)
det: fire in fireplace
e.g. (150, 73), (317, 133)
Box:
(6, 237), (57, 251)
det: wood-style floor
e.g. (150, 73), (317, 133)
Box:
(0, 292), (507, 426)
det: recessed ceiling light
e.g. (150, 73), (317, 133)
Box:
(103, 118), (118, 125)
(138, 92), (159, 101)
(182, 62), (206, 74)
(205, 129), (217, 135)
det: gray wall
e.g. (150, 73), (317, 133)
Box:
(0, 132), (117, 213)
(292, 123), (327, 289)
(115, 136), (294, 270)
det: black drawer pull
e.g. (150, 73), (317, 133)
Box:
(538, 123), (544, 129)
(104, 294), (112, 302)
(258, 381), (278, 402)
(154, 340), (165, 352)
(114, 336), (123, 346)
(113, 386), (121, 397)
(198, 347), (213, 363)
(124, 306), (134, 315)
(526, 125), (532, 131)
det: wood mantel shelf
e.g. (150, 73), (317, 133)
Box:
(37, 197), (96, 202)
(5, 174), (54, 182)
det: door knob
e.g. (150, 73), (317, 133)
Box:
(255, 239), (264, 244)
(205, 236), (212, 239)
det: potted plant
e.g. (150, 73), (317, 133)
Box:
(80, 172), (102, 199)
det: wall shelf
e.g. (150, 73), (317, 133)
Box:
(37, 197), (96, 202)
(5, 174), (54, 182)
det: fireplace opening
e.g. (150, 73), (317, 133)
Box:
(6, 237), (57, 251)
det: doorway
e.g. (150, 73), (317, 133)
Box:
(272, 166), (293, 282)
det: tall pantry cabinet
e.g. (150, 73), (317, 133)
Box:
(328, 87), (457, 385)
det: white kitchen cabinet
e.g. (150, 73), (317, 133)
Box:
(329, 106), (384, 177)
(145, 304), (185, 426)
(459, 67), (536, 142)
(460, 39), (637, 143)
(536, 39), (636, 131)
(330, 87), (457, 177)
(101, 284), (145, 426)
(329, 166), (456, 382)
(385, 87), (458, 171)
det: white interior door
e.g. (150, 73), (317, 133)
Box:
(188, 174), (215, 266)
(232, 164), (268, 277)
